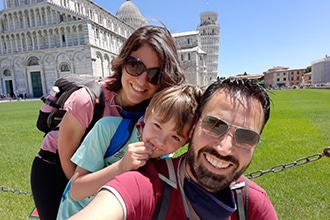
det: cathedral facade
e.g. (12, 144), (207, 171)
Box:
(0, 0), (219, 98)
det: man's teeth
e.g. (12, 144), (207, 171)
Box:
(206, 155), (229, 168)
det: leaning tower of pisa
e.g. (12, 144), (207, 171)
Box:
(197, 12), (220, 85)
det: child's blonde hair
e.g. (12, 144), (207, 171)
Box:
(145, 84), (203, 137)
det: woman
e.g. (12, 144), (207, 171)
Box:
(30, 25), (185, 220)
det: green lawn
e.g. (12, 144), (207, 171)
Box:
(0, 100), (43, 219)
(0, 89), (329, 219)
(247, 89), (329, 219)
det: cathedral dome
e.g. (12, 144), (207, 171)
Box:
(116, 0), (147, 28)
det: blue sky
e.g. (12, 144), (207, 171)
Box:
(93, 0), (330, 77)
(2, 0), (330, 77)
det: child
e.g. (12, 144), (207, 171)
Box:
(56, 84), (203, 219)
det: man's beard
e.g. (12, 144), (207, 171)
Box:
(186, 143), (249, 193)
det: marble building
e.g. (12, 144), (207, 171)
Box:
(0, 0), (220, 98)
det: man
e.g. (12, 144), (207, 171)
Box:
(69, 78), (278, 220)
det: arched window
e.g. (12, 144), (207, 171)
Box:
(28, 57), (39, 66)
(60, 63), (70, 72)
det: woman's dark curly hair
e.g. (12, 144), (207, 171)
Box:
(105, 25), (186, 92)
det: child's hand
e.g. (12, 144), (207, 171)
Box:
(119, 142), (153, 172)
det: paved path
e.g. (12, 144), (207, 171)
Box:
(0, 98), (40, 103)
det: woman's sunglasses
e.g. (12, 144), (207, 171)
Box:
(124, 56), (161, 85)
(200, 116), (260, 149)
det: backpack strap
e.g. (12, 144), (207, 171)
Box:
(104, 110), (144, 159)
(243, 176), (248, 219)
(46, 78), (105, 132)
(231, 176), (249, 220)
(82, 80), (105, 135)
(158, 158), (177, 188)
(156, 181), (172, 220)
(103, 118), (136, 158)
(154, 158), (177, 220)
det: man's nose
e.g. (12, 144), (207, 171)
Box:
(213, 130), (235, 156)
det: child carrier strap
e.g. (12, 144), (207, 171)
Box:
(155, 158), (177, 220)
(103, 110), (144, 159)
(231, 175), (249, 220)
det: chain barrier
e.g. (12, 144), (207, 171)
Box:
(245, 146), (330, 179)
(0, 185), (32, 196)
(1, 147), (330, 196)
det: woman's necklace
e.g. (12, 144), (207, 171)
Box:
(109, 92), (122, 110)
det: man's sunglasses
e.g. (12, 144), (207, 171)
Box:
(200, 116), (260, 149)
(124, 56), (161, 85)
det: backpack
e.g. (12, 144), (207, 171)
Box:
(36, 75), (105, 137)
(36, 75), (143, 163)
(155, 158), (249, 220)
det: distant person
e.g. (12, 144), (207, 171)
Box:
(69, 78), (278, 220)
(30, 25), (186, 220)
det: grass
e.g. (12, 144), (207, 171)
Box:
(0, 100), (43, 219)
(1, 89), (330, 219)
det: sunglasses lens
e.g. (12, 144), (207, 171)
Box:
(202, 116), (228, 137)
(235, 129), (260, 146)
(147, 69), (160, 85)
(125, 56), (160, 85)
(125, 61), (140, 76)
(202, 116), (260, 148)
(136, 63), (146, 74)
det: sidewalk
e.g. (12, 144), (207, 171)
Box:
(0, 98), (40, 103)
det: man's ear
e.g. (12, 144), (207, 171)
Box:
(189, 116), (200, 138)
(189, 123), (196, 138)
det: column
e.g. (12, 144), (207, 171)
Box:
(20, 35), (24, 52)
(23, 14), (27, 28)
(36, 32), (40, 50)
(47, 30), (51, 48)
(15, 35), (18, 52)
(12, 14), (16, 30)
(0, 36), (3, 54)
(77, 26), (80, 45)
(10, 35), (13, 53)
(33, 9), (37, 26)
(25, 35), (29, 51)
(29, 11), (32, 27)
(58, 29), (62, 48)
